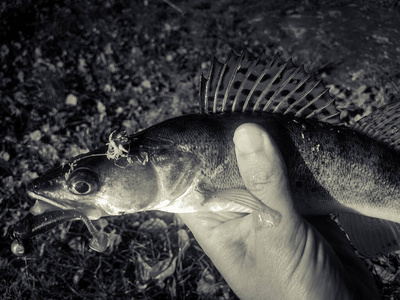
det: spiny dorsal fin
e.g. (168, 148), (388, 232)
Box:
(200, 51), (343, 124)
(352, 101), (400, 151)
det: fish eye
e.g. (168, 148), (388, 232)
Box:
(67, 168), (99, 195)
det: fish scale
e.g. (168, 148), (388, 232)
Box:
(12, 50), (400, 258)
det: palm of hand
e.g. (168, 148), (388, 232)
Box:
(179, 211), (378, 300)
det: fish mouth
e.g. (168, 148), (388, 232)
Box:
(28, 191), (70, 214)
(27, 190), (102, 220)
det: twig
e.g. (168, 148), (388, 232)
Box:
(163, 0), (184, 14)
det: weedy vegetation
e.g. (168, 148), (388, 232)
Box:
(1, 0), (400, 299)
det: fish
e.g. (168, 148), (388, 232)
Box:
(12, 51), (400, 258)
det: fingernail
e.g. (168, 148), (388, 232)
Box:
(233, 125), (264, 154)
(252, 209), (282, 230)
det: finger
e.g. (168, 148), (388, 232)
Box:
(233, 123), (294, 214)
(304, 216), (379, 295)
(178, 211), (248, 237)
(177, 212), (224, 232)
(305, 216), (370, 273)
(177, 211), (254, 258)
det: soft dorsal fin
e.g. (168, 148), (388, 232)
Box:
(351, 101), (400, 152)
(200, 51), (343, 124)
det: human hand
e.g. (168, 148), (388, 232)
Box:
(178, 123), (380, 300)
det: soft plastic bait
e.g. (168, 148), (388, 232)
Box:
(11, 209), (109, 256)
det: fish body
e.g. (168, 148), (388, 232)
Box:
(25, 51), (400, 256)
(29, 112), (400, 219)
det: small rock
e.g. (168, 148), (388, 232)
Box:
(141, 79), (152, 89)
(65, 94), (78, 106)
(29, 130), (42, 141)
(97, 101), (106, 114)
(0, 151), (10, 161)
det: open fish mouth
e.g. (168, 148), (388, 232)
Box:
(27, 190), (103, 220)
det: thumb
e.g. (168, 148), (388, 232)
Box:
(233, 123), (295, 217)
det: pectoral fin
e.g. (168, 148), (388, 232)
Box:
(211, 189), (274, 212)
(338, 213), (400, 257)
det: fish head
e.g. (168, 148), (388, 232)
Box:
(28, 146), (160, 219)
